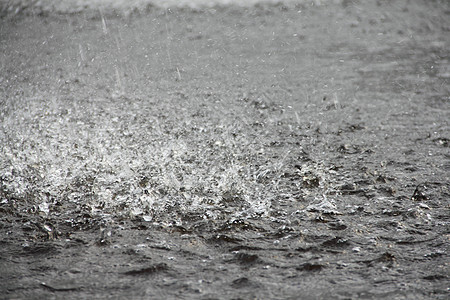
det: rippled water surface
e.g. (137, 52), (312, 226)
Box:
(1, 0), (449, 298)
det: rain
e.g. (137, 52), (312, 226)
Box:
(1, 0), (449, 298)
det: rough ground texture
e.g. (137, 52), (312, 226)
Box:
(1, 0), (449, 299)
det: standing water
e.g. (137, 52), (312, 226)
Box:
(0, 0), (449, 298)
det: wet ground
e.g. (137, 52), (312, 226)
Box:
(1, 0), (449, 299)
